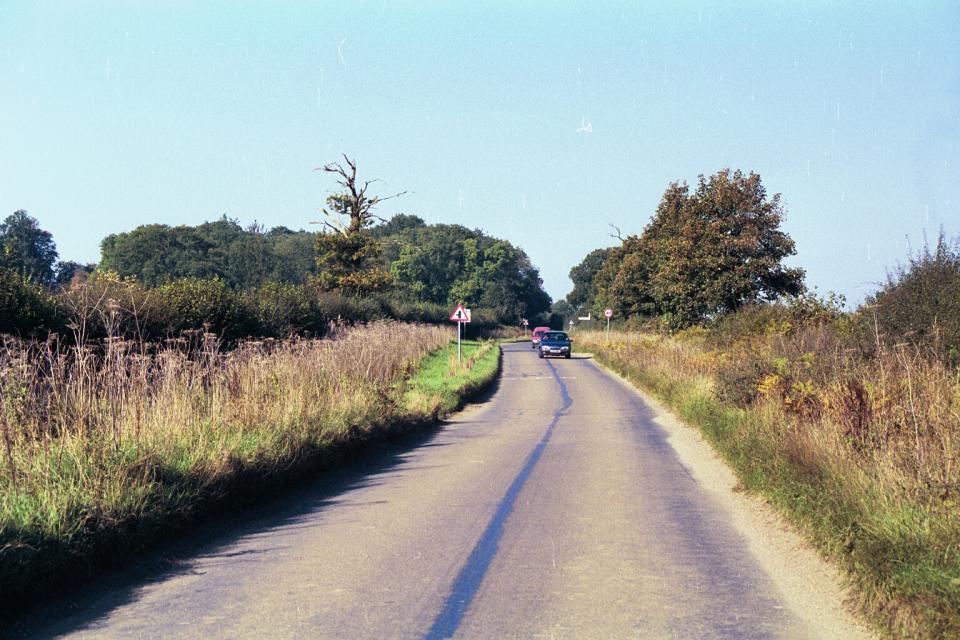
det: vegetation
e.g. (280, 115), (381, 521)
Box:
(0, 210), (59, 287)
(0, 322), (500, 616)
(100, 218), (318, 289)
(866, 231), (960, 367)
(313, 156), (401, 294)
(566, 246), (614, 312)
(583, 169), (804, 329)
(378, 216), (550, 323)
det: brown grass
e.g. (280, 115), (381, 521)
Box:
(0, 321), (451, 613)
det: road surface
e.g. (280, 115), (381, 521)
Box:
(11, 342), (868, 639)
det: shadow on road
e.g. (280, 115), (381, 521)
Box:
(7, 378), (503, 639)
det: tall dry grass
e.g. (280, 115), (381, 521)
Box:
(0, 321), (450, 611)
(577, 328), (960, 639)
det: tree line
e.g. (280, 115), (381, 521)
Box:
(563, 168), (960, 363)
(0, 158), (552, 341)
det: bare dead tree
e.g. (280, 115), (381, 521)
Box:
(314, 155), (406, 235)
(609, 223), (626, 243)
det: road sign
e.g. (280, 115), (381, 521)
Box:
(449, 304), (469, 323)
(522, 318), (529, 327)
(604, 308), (613, 319)
(450, 304), (470, 362)
(464, 308), (472, 323)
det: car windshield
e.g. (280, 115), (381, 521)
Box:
(544, 332), (568, 341)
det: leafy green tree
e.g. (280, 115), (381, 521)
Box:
(596, 170), (804, 328)
(389, 224), (474, 303)
(100, 224), (219, 286)
(0, 210), (59, 286)
(100, 217), (318, 289)
(566, 247), (615, 310)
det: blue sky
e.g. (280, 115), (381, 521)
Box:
(2, 2), (958, 305)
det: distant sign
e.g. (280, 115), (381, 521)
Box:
(449, 304), (469, 323)
(522, 318), (529, 327)
(604, 308), (613, 319)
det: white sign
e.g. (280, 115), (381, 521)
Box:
(449, 304), (469, 323)
(522, 318), (529, 327)
(604, 308), (613, 319)
(464, 308), (472, 323)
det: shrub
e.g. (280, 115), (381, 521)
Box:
(865, 232), (960, 365)
(0, 269), (65, 338)
(152, 277), (256, 340)
(247, 282), (327, 338)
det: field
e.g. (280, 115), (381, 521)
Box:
(577, 327), (960, 639)
(0, 322), (500, 617)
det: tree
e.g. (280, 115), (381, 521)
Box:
(54, 261), (96, 289)
(314, 156), (403, 293)
(566, 247), (615, 310)
(595, 170), (805, 328)
(100, 218), (318, 289)
(0, 210), (59, 286)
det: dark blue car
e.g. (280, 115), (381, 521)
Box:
(538, 331), (572, 359)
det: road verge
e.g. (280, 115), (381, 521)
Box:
(0, 330), (501, 623)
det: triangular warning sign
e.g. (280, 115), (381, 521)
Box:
(449, 304), (468, 322)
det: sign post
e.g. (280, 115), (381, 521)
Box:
(522, 318), (529, 337)
(604, 308), (613, 339)
(449, 304), (470, 362)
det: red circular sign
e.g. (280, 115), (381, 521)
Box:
(604, 308), (613, 319)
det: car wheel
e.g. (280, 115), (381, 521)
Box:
(565, 352), (571, 359)
(538, 351), (544, 359)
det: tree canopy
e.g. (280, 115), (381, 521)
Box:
(590, 169), (805, 328)
(100, 217), (318, 289)
(372, 216), (550, 322)
(313, 156), (400, 294)
(566, 246), (615, 311)
(0, 210), (59, 286)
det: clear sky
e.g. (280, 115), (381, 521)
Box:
(2, 2), (958, 305)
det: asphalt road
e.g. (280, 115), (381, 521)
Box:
(12, 342), (849, 639)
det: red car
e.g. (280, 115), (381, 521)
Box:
(530, 326), (552, 349)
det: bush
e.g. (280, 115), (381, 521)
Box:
(247, 282), (327, 338)
(0, 269), (64, 338)
(865, 232), (960, 365)
(152, 277), (256, 340)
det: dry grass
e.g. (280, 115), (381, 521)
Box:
(0, 321), (452, 612)
(577, 328), (960, 639)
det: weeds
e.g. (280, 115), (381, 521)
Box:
(0, 321), (500, 618)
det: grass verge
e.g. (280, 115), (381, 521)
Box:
(578, 331), (959, 640)
(0, 327), (501, 623)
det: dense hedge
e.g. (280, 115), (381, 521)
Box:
(0, 270), (505, 343)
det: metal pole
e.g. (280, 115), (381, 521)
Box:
(457, 321), (462, 362)
(606, 316), (610, 339)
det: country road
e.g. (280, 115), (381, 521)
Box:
(10, 342), (871, 639)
